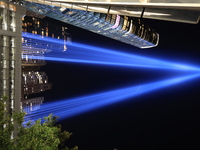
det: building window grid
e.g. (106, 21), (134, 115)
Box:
(0, 34), (16, 106)
(0, 5), (16, 31)
(25, 3), (158, 48)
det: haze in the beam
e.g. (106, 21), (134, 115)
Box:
(22, 32), (200, 71)
(25, 73), (200, 122)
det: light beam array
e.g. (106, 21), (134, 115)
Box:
(22, 32), (200, 123)
(22, 32), (200, 71)
(25, 74), (200, 122)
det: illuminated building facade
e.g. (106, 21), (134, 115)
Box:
(21, 11), (71, 101)
(22, 14), (71, 52)
(22, 46), (46, 67)
(23, 1), (159, 48)
(22, 15), (66, 39)
(21, 11), (72, 87)
(22, 71), (51, 95)
(22, 97), (44, 113)
(21, 12), (70, 101)
(21, 12), (72, 115)
(0, 0), (25, 113)
(21, 68), (51, 118)
(21, 65), (52, 116)
(22, 96), (44, 122)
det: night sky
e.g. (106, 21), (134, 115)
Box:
(40, 18), (200, 150)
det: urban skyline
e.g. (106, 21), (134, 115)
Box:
(21, 10), (73, 118)
(0, 0), (200, 149)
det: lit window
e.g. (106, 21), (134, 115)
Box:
(9, 5), (14, 11)
(59, 7), (66, 12)
(0, 2), (5, 8)
(93, 22), (100, 25)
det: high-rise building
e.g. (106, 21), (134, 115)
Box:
(21, 65), (51, 117)
(21, 11), (72, 116)
(23, 1), (159, 48)
(22, 14), (71, 51)
(22, 97), (44, 114)
(21, 14), (53, 115)
(0, 0), (25, 113)
(22, 70), (51, 96)
(22, 96), (44, 122)
(21, 12), (72, 102)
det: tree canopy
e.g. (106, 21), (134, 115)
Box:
(0, 96), (78, 150)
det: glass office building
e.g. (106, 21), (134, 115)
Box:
(23, 0), (200, 24)
(23, 1), (159, 49)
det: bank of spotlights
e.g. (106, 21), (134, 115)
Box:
(25, 74), (200, 122)
(22, 32), (200, 71)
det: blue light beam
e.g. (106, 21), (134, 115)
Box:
(25, 73), (200, 121)
(22, 32), (200, 71)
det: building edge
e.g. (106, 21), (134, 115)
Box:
(0, 0), (26, 113)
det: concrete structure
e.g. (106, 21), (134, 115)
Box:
(0, 0), (25, 113)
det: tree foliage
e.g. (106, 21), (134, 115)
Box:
(0, 96), (78, 150)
